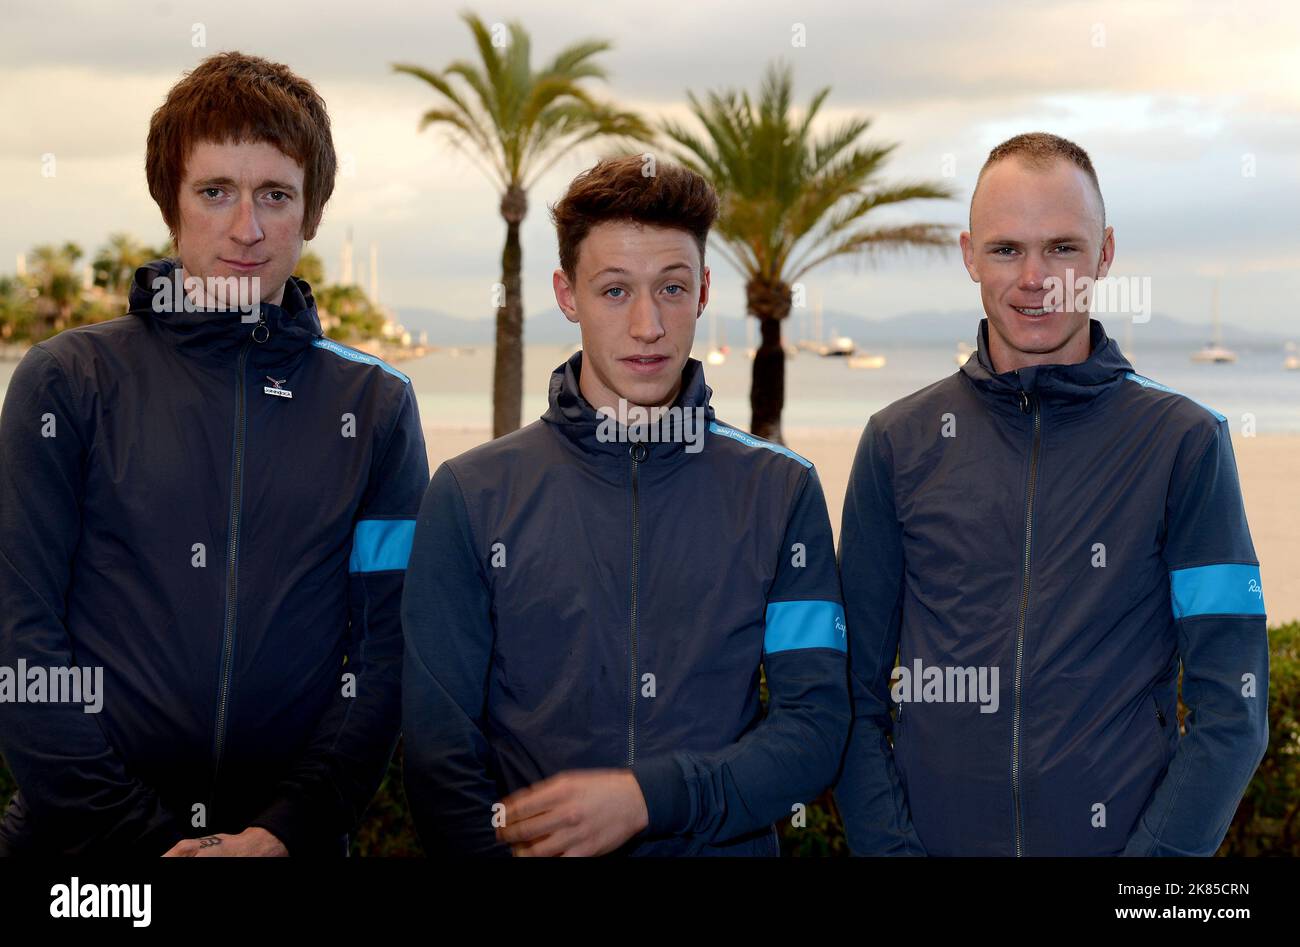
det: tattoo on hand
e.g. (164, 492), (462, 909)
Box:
(198, 836), (222, 848)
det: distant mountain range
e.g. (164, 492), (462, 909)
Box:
(393, 305), (1294, 349)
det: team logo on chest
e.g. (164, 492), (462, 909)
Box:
(263, 376), (293, 399)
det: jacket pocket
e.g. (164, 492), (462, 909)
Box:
(1149, 691), (1173, 768)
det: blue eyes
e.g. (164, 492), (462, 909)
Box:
(605, 285), (686, 299)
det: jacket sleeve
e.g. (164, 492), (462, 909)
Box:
(249, 381), (428, 854)
(1122, 417), (1269, 856)
(0, 345), (185, 854)
(832, 418), (926, 856)
(400, 461), (511, 856)
(631, 464), (849, 845)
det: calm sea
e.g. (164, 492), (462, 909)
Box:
(2, 340), (1298, 434)
(385, 340), (1300, 434)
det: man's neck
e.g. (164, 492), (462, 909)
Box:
(578, 364), (681, 417)
(988, 323), (1092, 374)
(178, 266), (286, 309)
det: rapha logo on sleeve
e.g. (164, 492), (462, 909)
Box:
(49, 877), (151, 928)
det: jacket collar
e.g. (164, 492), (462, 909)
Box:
(542, 350), (717, 462)
(127, 258), (322, 367)
(960, 318), (1133, 418)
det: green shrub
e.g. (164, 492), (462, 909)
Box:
(1218, 620), (1300, 855)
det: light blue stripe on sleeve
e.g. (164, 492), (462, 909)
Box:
(764, 600), (848, 654)
(1170, 563), (1266, 619)
(349, 519), (417, 573)
(313, 337), (410, 383)
(1125, 372), (1226, 422)
(708, 421), (813, 468)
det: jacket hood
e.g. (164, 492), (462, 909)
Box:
(127, 258), (322, 366)
(960, 317), (1133, 418)
(542, 350), (717, 462)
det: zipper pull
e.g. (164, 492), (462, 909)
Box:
(1154, 694), (1167, 727)
(246, 301), (269, 343)
(1018, 390), (1030, 413)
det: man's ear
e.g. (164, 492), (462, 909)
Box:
(959, 231), (980, 283)
(698, 264), (711, 316)
(1096, 225), (1116, 280)
(554, 268), (579, 324)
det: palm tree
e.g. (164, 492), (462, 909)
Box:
(28, 242), (84, 338)
(92, 233), (153, 295)
(662, 63), (955, 443)
(0, 275), (36, 341)
(395, 12), (653, 437)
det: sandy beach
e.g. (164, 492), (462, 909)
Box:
(424, 425), (1300, 625)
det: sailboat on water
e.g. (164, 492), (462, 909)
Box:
(1191, 281), (1237, 364)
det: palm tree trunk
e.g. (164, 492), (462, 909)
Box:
(747, 278), (793, 443)
(493, 185), (528, 438)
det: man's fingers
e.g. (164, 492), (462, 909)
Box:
(514, 827), (579, 857)
(500, 777), (567, 826)
(162, 834), (233, 857)
(498, 806), (576, 844)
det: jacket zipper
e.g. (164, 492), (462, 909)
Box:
(212, 320), (263, 788)
(1011, 388), (1041, 857)
(1153, 693), (1167, 728)
(627, 442), (645, 766)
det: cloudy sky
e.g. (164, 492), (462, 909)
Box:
(2, 0), (1298, 335)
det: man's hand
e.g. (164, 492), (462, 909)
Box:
(496, 770), (649, 857)
(161, 827), (289, 857)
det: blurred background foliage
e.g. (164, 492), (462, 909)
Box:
(0, 239), (381, 347)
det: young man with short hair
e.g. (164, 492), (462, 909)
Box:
(0, 52), (427, 856)
(401, 155), (848, 856)
(834, 132), (1269, 856)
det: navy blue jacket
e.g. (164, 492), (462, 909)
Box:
(401, 352), (848, 856)
(0, 259), (428, 855)
(834, 318), (1269, 856)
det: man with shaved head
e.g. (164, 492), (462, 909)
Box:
(834, 132), (1268, 856)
